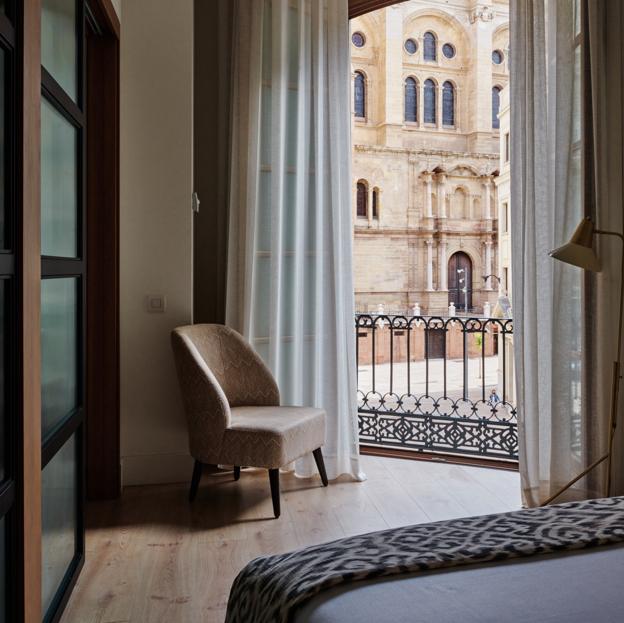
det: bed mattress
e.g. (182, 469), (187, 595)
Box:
(294, 543), (624, 623)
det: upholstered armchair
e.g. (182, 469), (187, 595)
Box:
(171, 324), (328, 518)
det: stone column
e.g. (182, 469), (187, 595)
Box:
(368, 186), (374, 226)
(484, 240), (493, 290)
(467, 3), (495, 151)
(483, 177), (492, 220)
(437, 173), (447, 218)
(438, 239), (448, 290)
(425, 239), (434, 291)
(381, 6), (403, 146)
(423, 173), (433, 217)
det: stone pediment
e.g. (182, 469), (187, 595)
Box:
(448, 165), (479, 177)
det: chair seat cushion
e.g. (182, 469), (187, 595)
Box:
(219, 406), (326, 469)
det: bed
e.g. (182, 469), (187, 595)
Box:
(225, 496), (624, 623)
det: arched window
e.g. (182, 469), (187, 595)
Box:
(372, 189), (379, 219)
(354, 71), (366, 119)
(442, 81), (455, 126)
(404, 77), (418, 122)
(424, 79), (436, 124)
(423, 31), (437, 61)
(356, 182), (367, 218)
(492, 86), (501, 129)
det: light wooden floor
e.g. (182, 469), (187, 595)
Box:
(61, 455), (521, 623)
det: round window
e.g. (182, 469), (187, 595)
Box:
(442, 43), (455, 59)
(492, 49), (504, 65)
(404, 38), (418, 55)
(352, 32), (366, 48)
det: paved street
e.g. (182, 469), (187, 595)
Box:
(357, 356), (514, 417)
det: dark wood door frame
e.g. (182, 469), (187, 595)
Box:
(349, 0), (410, 19)
(85, 0), (120, 501)
(17, 1), (43, 620)
(14, 1), (120, 620)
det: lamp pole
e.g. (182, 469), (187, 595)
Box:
(483, 274), (501, 290)
(457, 268), (467, 313)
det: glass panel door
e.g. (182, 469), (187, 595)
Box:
(40, 1), (85, 621)
(41, 0), (77, 101)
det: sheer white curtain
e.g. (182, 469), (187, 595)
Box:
(227, 0), (364, 481)
(512, 0), (592, 506)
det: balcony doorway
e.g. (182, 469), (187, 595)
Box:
(448, 251), (473, 311)
(350, 0), (516, 469)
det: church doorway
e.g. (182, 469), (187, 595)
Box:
(448, 251), (473, 311)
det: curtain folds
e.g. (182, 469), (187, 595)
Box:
(512, 0), (593, 506)
(227, 0), (364, 481)
(587, 1), (624, 496)
(514, 0), (624, 505)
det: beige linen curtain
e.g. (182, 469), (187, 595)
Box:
(587, 0), (624, 496)
(513, 0), (624, 505)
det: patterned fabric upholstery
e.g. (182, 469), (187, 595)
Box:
(220, 406), (326, 468)
(171, 324), (326, 468)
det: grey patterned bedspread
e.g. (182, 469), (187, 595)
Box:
(225, 497), (624, 623)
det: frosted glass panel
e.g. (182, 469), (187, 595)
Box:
(42, 0), (77, 100)
(41, 278), (78, 439)
(42, 435), (77, 616)
(0, 517), (4, 623)
(41, 98), (78, 258)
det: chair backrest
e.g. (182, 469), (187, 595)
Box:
(171, 324), (280, 461)
(172, 323), (280, 409)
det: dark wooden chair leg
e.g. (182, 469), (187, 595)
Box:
(189, 460), (203, 502)
(233, 466), (241, 481)
(313, 448), (329, 487)
(269, 469), (280, 518)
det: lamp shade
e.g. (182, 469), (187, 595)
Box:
(549, 217), (602, 272)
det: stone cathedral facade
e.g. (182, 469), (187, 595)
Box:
(351, 0), (509, 315)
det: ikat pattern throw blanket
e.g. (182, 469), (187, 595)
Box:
(225, 496), (624, 623)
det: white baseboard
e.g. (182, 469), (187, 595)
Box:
(121, 452), (195, 486)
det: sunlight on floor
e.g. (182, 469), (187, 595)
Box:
(61, 455), (521, 623)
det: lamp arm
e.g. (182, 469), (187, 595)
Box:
(594, 229), (624, 494)
(594, 229), (624, 242)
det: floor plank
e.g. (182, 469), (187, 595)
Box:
(61, 455), (521, 623)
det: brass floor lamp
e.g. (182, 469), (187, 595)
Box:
(542, 216), (624, 505)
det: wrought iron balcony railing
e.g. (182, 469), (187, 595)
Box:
(356, 313), (518, 461)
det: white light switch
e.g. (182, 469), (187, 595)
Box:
(146, 294), (166, 313)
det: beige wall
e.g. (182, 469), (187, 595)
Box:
(120, 0), (194, 485)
